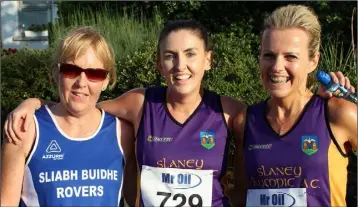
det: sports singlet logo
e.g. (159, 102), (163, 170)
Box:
(46, 140), (61, 153)
(147, 135), (173, 143)
(200, 131), (215, 150)
(248, 144), (272, 150)
(42, 140), (64, 160)
(301, 135), (319, 156)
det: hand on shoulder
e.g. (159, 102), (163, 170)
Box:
(2, 116), (36, 158)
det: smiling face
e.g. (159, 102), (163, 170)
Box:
(259, 28), (319, 98)
(158, 29), (212, 95)
(57, 46), (109, 115)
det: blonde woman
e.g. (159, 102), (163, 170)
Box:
(233, 5), (357, 207)
(1, 27), (136, 206)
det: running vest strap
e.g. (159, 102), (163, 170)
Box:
(136, 86), (230, 207)
(244, 95), (348, 207)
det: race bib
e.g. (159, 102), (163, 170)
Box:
(246, 188), (307, 207)
(140, 165), (213, 207)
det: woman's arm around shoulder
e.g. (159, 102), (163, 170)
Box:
(327, 97), (357, 153)
(116, 118), (138, 206)
(231, 106), (249, 207)
(220, 95), (247, 130)
(1, 117), (36, 206)
(4, 98), (53, 143)
(97, 88), (146, 125)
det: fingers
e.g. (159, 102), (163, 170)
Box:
(12, 113), (23, 141)
(3, 117), (10, 142)
(10, 118), (21, 144)
(5, 113), (19, 145)
(24, 114), (31, 132)
(317, 85), (332, 98)
(328, 71), (355, 94)
(343, 76), (356, 94)
(328, 72), (339, 84)
(335, 71), (346, 87)
(343, 76), (351, 90)
(328, 71), (345, 85)
(350, 85), (356, 94)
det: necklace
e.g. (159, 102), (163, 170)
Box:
(268, 111), (301, 135)
(277, 118), (291, 135)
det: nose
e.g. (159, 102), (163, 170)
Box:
(174, 53), (186, 71)
(74, 72), (88, 88)
(271, 56), (285, 72)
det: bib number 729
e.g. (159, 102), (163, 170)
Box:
(157, 191), (203, 207)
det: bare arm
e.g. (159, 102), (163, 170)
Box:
(219, 95), (248, 207)
(117, 118), (138, 206)
(4, 88), (146, 144)
(327, 97), (357, 153)
(231, 108), (249, 207)
(97, 88), (145, 125)
(4, 98), (53, 144)
(1, 118), (36, 206)
(220, 95), (247, 130)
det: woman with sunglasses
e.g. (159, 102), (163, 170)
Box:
(2, 20), (352, 207)
(1, 27), (136, 206)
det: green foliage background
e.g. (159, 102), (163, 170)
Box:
(1, 1), (356, 206)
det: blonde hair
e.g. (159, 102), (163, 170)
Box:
(52, 26), (116, 89)
(263, 4), (321, 59)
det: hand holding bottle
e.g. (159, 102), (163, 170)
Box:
(316, 71), (357, 104)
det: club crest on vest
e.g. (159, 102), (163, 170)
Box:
(200, 131), (215, 150)
(301, 135), (319, 156)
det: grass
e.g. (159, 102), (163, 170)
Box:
(319, 38), (357, 83)
(50, 6), (162, 62)
(308, 38), (357, 92)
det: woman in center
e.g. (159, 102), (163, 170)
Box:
(134, 21), (238, 207)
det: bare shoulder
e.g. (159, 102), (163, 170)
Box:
(97, 88), (147, 121)
(327, 97), (357, 124)
(327, 97), (357, 151)
(233, 106), (248, 127)
(105, 87), (146, 105)
(122, 88), (146, 100)
(118, 88), (147, 116)
(220, 95), (247, 130)
(220, 95), (247, 117)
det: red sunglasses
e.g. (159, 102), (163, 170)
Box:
(59, 63), (109, 82)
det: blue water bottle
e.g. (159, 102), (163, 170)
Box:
(316, 71), (357, 104)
